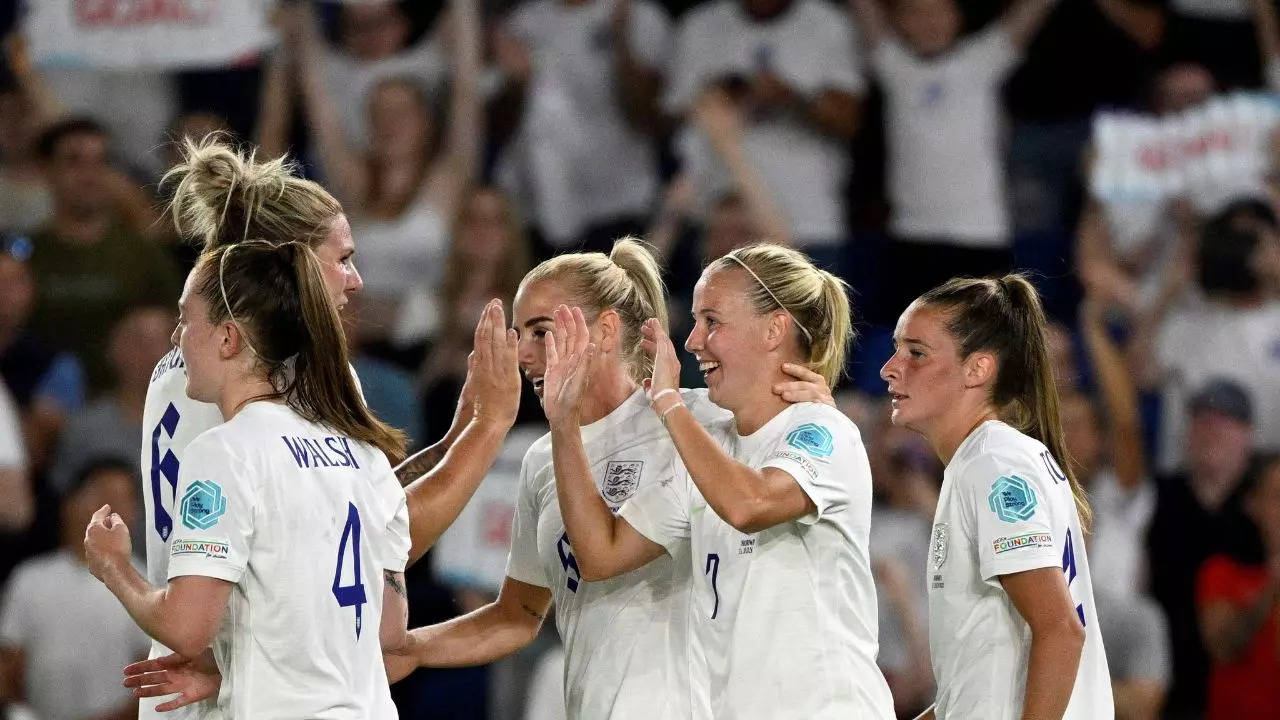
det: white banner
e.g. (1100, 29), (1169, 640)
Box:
(1090, 92), (1280, 244)
(22, 0), (276, 71)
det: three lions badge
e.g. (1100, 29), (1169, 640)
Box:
(602, 461), (644, 505)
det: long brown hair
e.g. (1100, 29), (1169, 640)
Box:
(192, 240), (406, 463)
(164, 136), (343, 252)
(919, 274), (1091, 527)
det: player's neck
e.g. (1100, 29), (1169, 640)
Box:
(931, 404), (1000, 466)
(578, 368), (637, 427)
(217, 377), (280, 421)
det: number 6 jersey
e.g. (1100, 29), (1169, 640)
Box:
(165, 400), (409, 720)
(928, 420), (1112, 719)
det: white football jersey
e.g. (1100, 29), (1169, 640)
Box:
(505, 389), (716, 719)
(928, 420), (1113, 719)
(620, 401), (894, 719)
(167, 401), (410, 720)
(139, 348), (226, 720)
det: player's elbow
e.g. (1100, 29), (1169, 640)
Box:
(721, 499), (776, 535)
(168, 630), (213, 661)
(1033, 612), (1086, 660)
(576, 554), (625, 582)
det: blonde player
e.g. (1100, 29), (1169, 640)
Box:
(544, 244), (895, 719)
(384, 239), (834, 718)
(85, 239), (415, 718)
(879, 275), (1113, 719)
(128, 139), (519, 714)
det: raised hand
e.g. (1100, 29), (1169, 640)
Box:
(638, 318), (681, 407)
(541, 305), (596, 427)
(84, 504), (132, 582)
(772, 363), (835, 407)
(123, 653), (221, 711)
(470, 299), (521, 429)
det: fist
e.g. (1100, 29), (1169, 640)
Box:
(84, 504), (132, 581)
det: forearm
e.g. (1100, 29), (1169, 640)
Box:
(1080, 308), (1145, 486)
(707, 133), (792, 245)
(0, 468), (33, 532)
(446, 0), (484, 185)
(663, 407), (772, 531)
(549, 423), (632, 580)
(1021, 624), (1085, 720)
(1214, 581), (1280, 658)
(614, 49), (665, 132)
(1096, 0), (1165, 51)
(254, 49), (294, 159)
(406, 601), (541, 669)
(1002, 0), (1059, 49)
(404, 419), (509, 565)
(1256, 0), (1280, 61)
(799, 90), (860, 141)
(99, 564), (196, 657)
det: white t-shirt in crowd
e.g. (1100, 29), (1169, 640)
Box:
(666, 0), (864, 244)
(928, 420), (1112, 719)
(350, 196), (450, 346)
(621, 401), (894, 719)
(322, 40), (446, 152)
(1155, 299), (1280, 472)
(0, 550), (151, 720)
(505, 390), (703, 719)
(871, 28), (1017, 246)
(0, 380), (25, 469)
(432, 426), (543, 595)
(139, 348), (226, 720)
(167, 401), (409, 720)
(500, 0), (670, 245)
(1086, 468), (1155, 596)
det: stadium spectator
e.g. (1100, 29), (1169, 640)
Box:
(1196, 454), (1280, 720)
(1094, 588), (1171, 720)
(1075, 63), (1216, 319)
(1166, 0), (1264, 90)
(1253, 0), (1280, 91)
(852, 0), (1057, 316)
(1146, 377), (1264, 719)
(26, 119), (180, 393)
(1130, 199), (1280, 471)
(0, 380), (31, 538)
(491, 0), (671, 254)
(665, 0), (864, 270)
(419, 187), (535, 441)
(0, 458), (148, 720)
(291, 0), (481, 357)
(0, 238), (84, 473)
(48, 306), (173, 497)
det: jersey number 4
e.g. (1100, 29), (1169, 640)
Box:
(149, 403), (181, 542)
(333, 503), (368, 638)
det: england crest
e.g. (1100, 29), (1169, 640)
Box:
(602, 461), (644, 504)
(930, 522), (949, 570)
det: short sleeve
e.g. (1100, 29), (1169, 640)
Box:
(757, 404), (854, 526)
(617, 455), (692, 555)
(376, 466), (411, 574)
(966, 450), (1062, 584)
(628, 0), (673, 71)
(167, 434), (257, 584)
(504, 456), (549, 588)
(870, 35), (911, 79)
(821, 11), (865, 96)
(958, 24), (1019, 81)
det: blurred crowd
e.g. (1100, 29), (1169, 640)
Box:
(0, 0), (1279, 719)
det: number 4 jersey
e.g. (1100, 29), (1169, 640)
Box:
(166, 400), (409, 719)
(928, 420), (1112, 719)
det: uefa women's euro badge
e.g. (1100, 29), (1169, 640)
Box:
(181, 480), (228, 530)
(987, 475), (1037, 523)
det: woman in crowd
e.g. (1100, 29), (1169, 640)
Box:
(879, 275), (1112, 718)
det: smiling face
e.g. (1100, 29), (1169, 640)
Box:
(312, 213), (362, 311)
(686, 267), (787, 414)
(880, 302), (976, 435)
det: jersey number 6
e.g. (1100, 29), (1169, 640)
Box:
(333, 503), (368, 638)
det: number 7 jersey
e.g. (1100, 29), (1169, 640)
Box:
(928, 420), (1112, 719)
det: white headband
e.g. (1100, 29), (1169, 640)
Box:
(217, 242), (268, 361)
(725, 253), (813, 344)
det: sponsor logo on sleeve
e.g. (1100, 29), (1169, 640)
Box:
(765, 449), (820, 480)
(602, 461), (643, 505)
(181, 480), (227, 530)
(987, 475), (1038, 523)
(992, 532), (1054, 554)
(170, 538), (231, 561)
(785, 423), (834, 459)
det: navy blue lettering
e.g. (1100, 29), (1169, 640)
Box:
(281, 436), (311, 468)
(337, 437), (360, 469)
